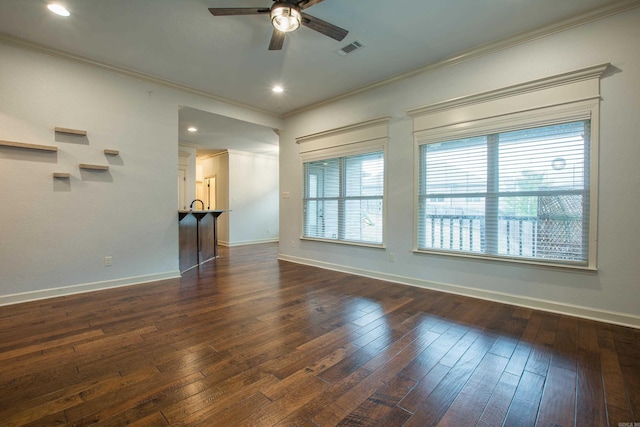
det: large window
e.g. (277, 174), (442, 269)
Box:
(418, 120), (590, 265)
(303, 151), (384, 245)
(409, 64), (606, 269)
(297, 117), (389, 246)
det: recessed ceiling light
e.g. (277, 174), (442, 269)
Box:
(47, 4), (70, 17)
(272, 85), (284, 94)
(187, 127), (198, 132)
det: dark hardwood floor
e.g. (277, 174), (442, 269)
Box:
(1, 243), (639, 426)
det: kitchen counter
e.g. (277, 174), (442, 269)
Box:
(178, 209), (228, 219)
(178, 210), (229, 273)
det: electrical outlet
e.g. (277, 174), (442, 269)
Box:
(104, 256), (113, 267)
(389, 253), (395, 263)
(266, 228), (270, 234)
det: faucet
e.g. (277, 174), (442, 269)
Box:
(190, 199), (204, 211)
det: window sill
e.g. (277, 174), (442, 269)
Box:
(301, 237), (385, 250)
(412, 248), (597, 273)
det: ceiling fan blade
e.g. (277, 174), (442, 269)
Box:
(297, 0), (325, 10)
(269, 30), (286, 50)
(301, 13), (348, 41)
(208, 7), (270, 16)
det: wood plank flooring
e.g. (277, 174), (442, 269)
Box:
(1, 243), (639, 426)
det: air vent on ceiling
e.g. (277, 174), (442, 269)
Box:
(336, 40), (365, 56)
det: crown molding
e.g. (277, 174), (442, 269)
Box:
(178, 141), (200, 149)
(226, 148), (279, 159)
(296, 116), (390, 144)
(407, 63), (609, 117)
(0, 33), (283, 120)
(283, 0), (640, 118)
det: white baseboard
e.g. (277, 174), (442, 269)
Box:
(278, 254), (640, 329)
(0, 271), (181, 307)
(227, 238), (279, 247)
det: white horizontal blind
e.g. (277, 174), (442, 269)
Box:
(303, 151), (384, 244)
(418, 120), (590, 265)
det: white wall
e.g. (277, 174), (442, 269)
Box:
(228, 150), (279, 246)
(202, 152), (231, 244)
(200, 150), (279, 246)
(0, 42), (281, 304)
(279, 8), (640, 327)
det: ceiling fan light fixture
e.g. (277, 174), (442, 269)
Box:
(270, 3), (301, 33)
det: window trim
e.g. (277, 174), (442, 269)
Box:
(408, 64), (608, 270)
(297, 117), (390, 247)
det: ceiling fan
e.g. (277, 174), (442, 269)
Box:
(208, 0), (349, 50)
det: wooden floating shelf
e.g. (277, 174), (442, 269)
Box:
(53, 173), (71, 178)
(55, 127), (87, 136)
(79, 164), (109, 171)
(0, 139), (58, 152)
(104, 149), (120, 155)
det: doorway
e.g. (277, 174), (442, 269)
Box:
(178, 167), (187, 210)
(205, 176), (216, 210)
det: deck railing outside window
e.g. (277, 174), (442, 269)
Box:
(423, 213), (584, 261)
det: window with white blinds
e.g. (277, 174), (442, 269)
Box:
(417, 120), (591, 266)
(303, 151), (384, 245)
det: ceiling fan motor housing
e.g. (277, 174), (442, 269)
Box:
(271, 2), (302, 32)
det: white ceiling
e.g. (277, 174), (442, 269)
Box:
(179, 106), (279, 156)
(0, 0), (629, 153)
